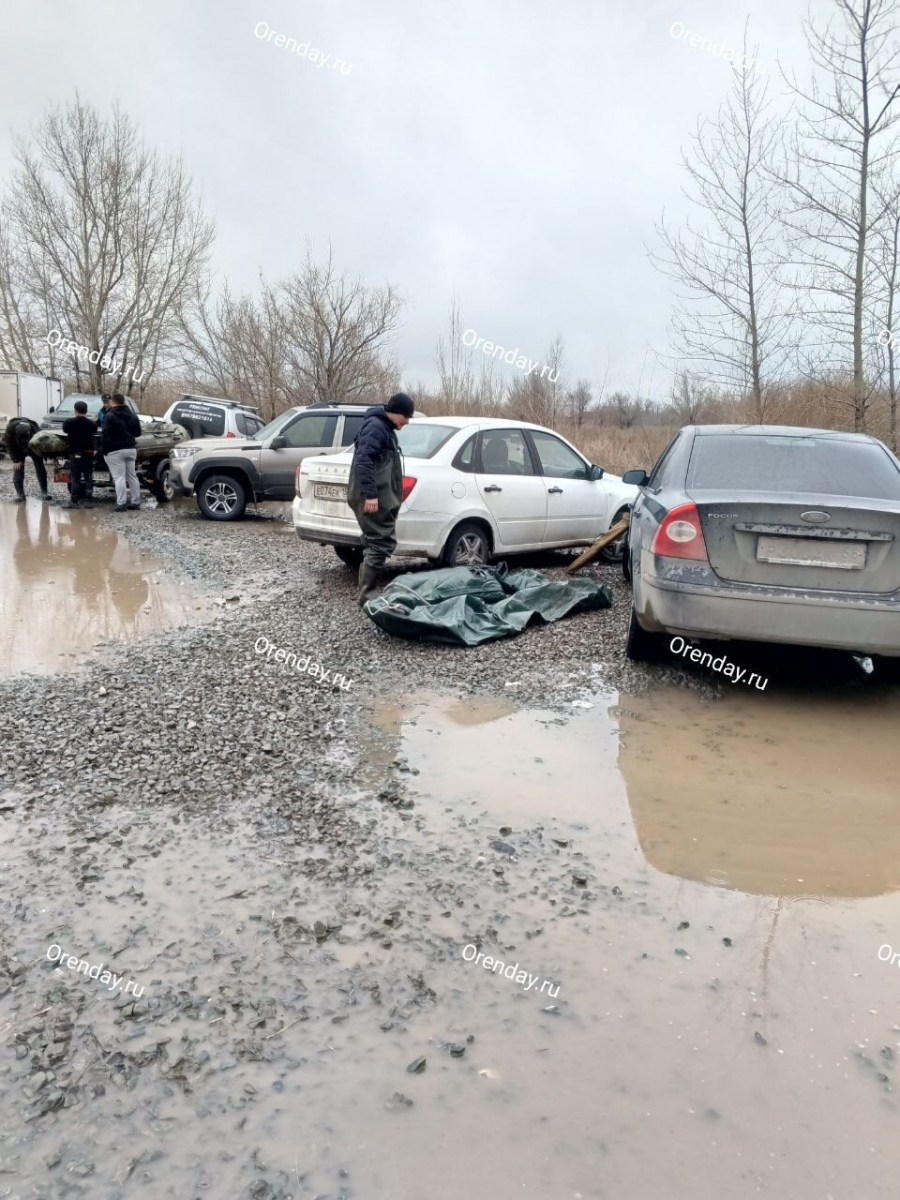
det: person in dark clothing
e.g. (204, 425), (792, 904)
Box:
(347, 393), (415, 606)
(83, 394), (110, 502)
(61, 400), (96, 509)
(3, 417), (53, 503)
(96, 394), (112, 431)
(101, 393), (142, 511)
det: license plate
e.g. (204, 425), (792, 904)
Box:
(314, 484), (347, 501)
(756, 535), (866, 570)
(54, 471), (71, 483)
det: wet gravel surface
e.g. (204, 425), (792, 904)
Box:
(4, 466), (894, 1199)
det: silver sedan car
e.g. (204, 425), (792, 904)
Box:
(622, 425), (900, 672)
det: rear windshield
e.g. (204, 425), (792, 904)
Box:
(397, 423), (456, 459)
(169, 401), (225, 436)
(688, 434), (900, 500)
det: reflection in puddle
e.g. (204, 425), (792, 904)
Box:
(617, 685), (900, 898)
(0, 498), (210, 675)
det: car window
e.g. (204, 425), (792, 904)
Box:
(646, 433), (682, 491)
(235, 412), (264, 437)
(340, 414), (366, 445)
(281, 414), (338, 448)
(529, 430), (589, 480)
(170, 402), (225, 436)
(396, 423), (457, 459)
(687, 434), (900, 499)
(453, 434), (478, 473)
(478, 429), (535, 476)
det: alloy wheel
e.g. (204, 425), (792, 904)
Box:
(454, 532), (487, 566)
(206, 481), (239, 514)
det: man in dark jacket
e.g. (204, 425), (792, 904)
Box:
(4, 417), (53, 503)
(102, 393), (142, 511)
(347, 393), (415, 606)
(61, 399), (96, 509)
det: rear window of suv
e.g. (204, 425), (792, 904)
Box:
(688, 434), (900, 500)
(397, 423), (456, 459)
(169, 402), (225, 436)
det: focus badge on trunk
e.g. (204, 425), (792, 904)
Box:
(801, 511), (831, 523)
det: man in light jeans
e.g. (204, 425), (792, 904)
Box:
(101, 393), (142, 511)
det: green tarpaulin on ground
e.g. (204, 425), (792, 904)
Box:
(364, 563), (613, 646)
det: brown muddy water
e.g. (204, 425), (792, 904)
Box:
(0, 499), (210, 676)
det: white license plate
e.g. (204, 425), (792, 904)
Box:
(314, 484), (347, 501)
(756, 535), (866, 570)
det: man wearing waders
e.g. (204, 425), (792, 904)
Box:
(347, 393), (414, 607)
(4, 417), (53, 503)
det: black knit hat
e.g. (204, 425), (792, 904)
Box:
(384, 392), (415, 417)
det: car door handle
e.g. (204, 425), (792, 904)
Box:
(483, 484), (502, 493)
(548, 486), (563, 494)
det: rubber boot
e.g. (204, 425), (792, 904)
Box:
(357, 563), (381, 608)
(12, 468), (25, 502)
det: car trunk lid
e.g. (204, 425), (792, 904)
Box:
(686, 490), (900, 594)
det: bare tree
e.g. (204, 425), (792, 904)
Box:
(0, 97), (214, 395)
(779, 0), (900, 430)
(651, 29), (790, 421)
(435, 296), (475, 411)
(871, 172), (900, 449)
(566, 379), (594, 427)
(280, 246), (403, 403)
(669, 369), (711, 424)
(505, 336), (565, 425)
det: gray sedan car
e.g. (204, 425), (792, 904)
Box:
(622, 425), (900, 670)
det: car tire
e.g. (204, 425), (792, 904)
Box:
(334, 544), (363, 568)
(197, 473), (248, 521)
(625, 604), (664, 663)
(600, 507), (631, 565)
(441, 520), (491, 567)
(150, 458), (174, 504)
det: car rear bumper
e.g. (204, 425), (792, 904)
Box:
(291, 498), (444, 559)
(637, 556), (900, 656)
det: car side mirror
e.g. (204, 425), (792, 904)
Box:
(623, 469), (649, 486)
(589, 464), (604, 481)
(48, 406), (55, 413)
(269, 435), (287, 450)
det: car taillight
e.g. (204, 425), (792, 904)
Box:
(401, 475), (418, 503)
(650, 502), (708, 561)
(295, 466), (303, 496)
(226, 431), (236, 438)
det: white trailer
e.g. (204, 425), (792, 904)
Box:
(0, 371), (62, 425)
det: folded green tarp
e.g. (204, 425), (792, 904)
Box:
(364, 563), (613, 646)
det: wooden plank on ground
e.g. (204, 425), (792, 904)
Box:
(565, 513), (630, 574)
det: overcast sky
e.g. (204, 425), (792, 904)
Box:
(4, 0), (818, 398)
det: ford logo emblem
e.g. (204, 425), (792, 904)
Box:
(801, 510), (831, 523)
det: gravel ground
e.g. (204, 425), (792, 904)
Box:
(15, 466), (884, 1198)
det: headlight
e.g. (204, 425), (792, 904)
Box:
(171, 446), (198, 460)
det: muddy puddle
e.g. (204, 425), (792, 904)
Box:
(4, 680), (898, 1199)
(0, 498), (212, 676)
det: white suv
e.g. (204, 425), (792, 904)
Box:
(163, 395), (265, 440)
(293, 415), (639, 568)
